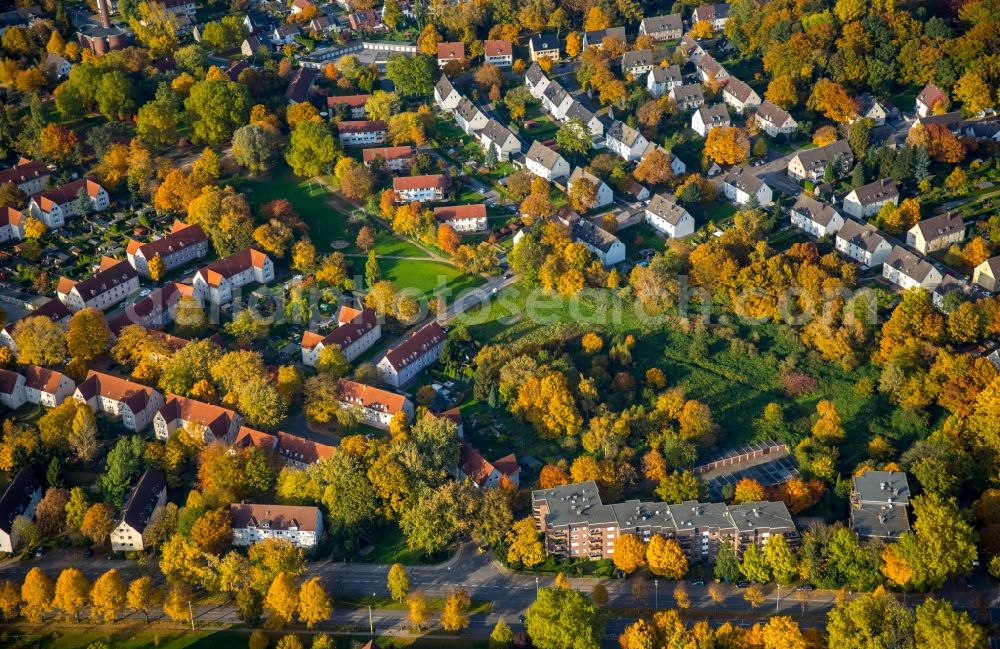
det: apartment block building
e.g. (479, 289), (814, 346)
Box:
(301, 305), (382, 366)
(74, 370), (164, 432)
(377, 320), (446, 387)
(327, 94), (370, 119)
(192, 248), (274, 305)
(111, 468), (166, 552)
(335, 378), (414, 429)
(362, 146), (414, 171)
(29, 178), (109, 228)
(532, 481), (797, 562)
(434, 204), (488, 233)
(850, 470), (910, 539)
(337, 120), (387, 147)
(393, 174), (446, 203)
(127, 220), (208, 277)
(57, 257), (140, 312)
(154, 394), (241, 443)
(23, 365), (75, 407)
(230, 503), (323, 549)
(0, 158), (49, 195)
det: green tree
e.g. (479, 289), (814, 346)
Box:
(525, 587), (603, 649)
(914, 597), (985, 649)
(285, 121), (338, 177)
(137, 99), (179, 151)
(232, 124), (272, 174)
(96, 71), (136, 121)
(740, 543), (772, 583)
(764, 535), (798, 585)
(883, 493), (977, 591)
(184, 77), (251, 147)
(385, 54), (435, 96)
(827, 587), (915, 649)
(714, 540), (742, 583)
(490, 616), (514, 648)
(387, 563), (410, 602)
(555, 118), (591, 160)
(98, 436), (145, 507)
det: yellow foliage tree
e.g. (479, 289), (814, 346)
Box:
(703, 127), (750, 165)
(297, 577), (332, 628)
(583, 6), (610, 31)
(762, 615), (806, 649)
(646, 535), (688, 579)
(612, 533), (647, 574)
(89, 568), (126, 623)
(733, 478), (766, 503)
(21, 567), (54, 623)
(53, 568), (90, 621)
(811, 400), (845, 444)
(506, 517), (545, 567)
(440, 587), (470, 631)
(765, 75), (798, 109)
(265, 571), (299, 627)
(689, 20), (714, 39)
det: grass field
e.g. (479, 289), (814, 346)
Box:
(378, 257), (486, 301)
(345, 229), (431, 258)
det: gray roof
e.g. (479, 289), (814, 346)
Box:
(792, 195), (841, 227)
(795, 139), (853, 171)
(853, 504), (910, 538)
(934, 274), (977, 303)
(695, 54), (726, 78)
(572, 219), (620, 253)
(724, 77), (759, 103)
(119, 468), (166, 533)
(851, 470), (911, 538)
(435, 74), (457, 97)
(696, 103), (730, 127)
(569, 166), (606, 190)
(692, 3), (730, 22)
(608, 120), (644, 146)
(722, 167), (764, 194)
(837, 219), (887, 253)
(525, 62), (547, 87)
(456, 96), (483, 123)
(916, 111), (963, 129)
(0, 468), (41, 535)
(585, 26), (626, 43)
(542, 80), (570, 106)
(623, 48), (669, 70)
(913, 212), (964, 241)
(885, 245), (937, 282)
(564, 101), (597, 125)
(755, 100), (794, 126)
(526, 141), (566, 171)
(641, 13), (682, 34)
(670, 84), (705, 103)
(979, 255), (1000, 277)
(850, 178), (898, 205)
(529, 33), (559, 52)
(480, 119), (517, 147)
(650, 65), (682, 84)
(646, 192), (691, 226)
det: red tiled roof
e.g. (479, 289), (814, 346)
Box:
(109, 282), (184, 335)
(327, 94), (370, 108)
(383, 321), (445, 369)
(336, 378), (408, 415)
(59, 259), (137, 300)
(0, 206), (24, 227)
(0, 368), (22, 395)
(433, 204), (486, 223)
(338, 120), (386, 134)
(23, 365), (69, 394)
(33, 178), (104, 211)
(233, 425), (279, 451)
(484, 40), (512, 57)
(304, 306), (378, 351)
(197, 248), (269, 287)
(437, 42), (465, 60)
(276, 431), (335, 465)
(158, 395), (237, 439)
(127, 221), (207, 261)
(230, 502), (320, 532)
(0, 159), (48, 189)
(76, 370), (156, 414)
(459, 442), (518, 486)
(393, 174), (445, 191)
(362, 146), (413, 162)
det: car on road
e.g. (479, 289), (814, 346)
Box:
(735, 581), (749, 588)
(139, 288), (152, 297)
(751, 159), (767, 167)
(795, 585), (815, 591)
(503, 272), (513, 279)
(690, 580), (705, 586)
(964, 575), (975, 589)
(34, 547), (44, 558)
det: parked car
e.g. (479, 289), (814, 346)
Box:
(690, 580), (705, 587)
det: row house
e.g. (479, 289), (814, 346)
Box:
(434, 75), (461, 111)
(437, 41), (465, 69)
(754, 101), (797, 137)
(434, 203), (488, 233)
(57, 257), (140, 312)
(567, 167), (613, 209)
(24, 365), (74, 407)
(109, 282), (189, 335)
(275, 431), (335, 469)
(606, 121), (649, 162)
(327, 94), (370, 120)
(0, 158), (49, 195)
(842, 178), (899, 218)
(789, 195), (844, 238)
(645, 193), (695, 238)
(622, 48), (668, 79)
(74, 370), (164, 432)
(126, 220), (208, 278)
(0, 369), (26, 410)
(337, 120), (387, 146)
(582, 26), (626, 50)
(639, 14), (683, 41)
(335, 378), (414, 430)
(565, 102), (604, 137)
(692, 103), (730, 138)
(110, 469), (166, 552)
(669, 84), (705, 111)
(479, 119), (521, 162)
(678, 35), (707, 62)
(525, 63), (550, 99)
(721, 167), (772, 207)
(525, 141), (570, 181)
(906, 212), (965, 254)
(154, 394), (241, 443)
(0, 469), (43, 553)
(230, 503), (323, 549)
(646, 65), (683, 98)
(542, 81), (574, 120)
(570, 217), (625, 266)
(722, 78), (761, 114)
(458, 443), (520, 489)
(0, 299), (71, 353)
(836, 219), (892, 268)
(393, 174), (446, 203)
(883, 246), (943, 291)
(0, 206), (26, 242)
(850, 470), (910, 539)
(301, 305), (381, 366)
(484, 39), (512, 67)
(377, 320), (446, 387)
(348, 9), (381, 31)
(29, 178), (109, 229)
(158, 0), (196, 17)
(192, 248), (274, 305)
(913, 111), (963, 134)
(973, 256), (1000, 292)
(787, 139), (854, 182)
(692, 3), (730, 30)
(455, 97), (488, 135)
(694, 54), (729, 85)
(363, 146), (414, 172)
(271, 24), (300, 46)
(915, 82), (947, 118)
(529, 33), (560, 62)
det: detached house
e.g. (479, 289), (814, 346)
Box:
(754, 101), (797, 137)
(883, 246), (943, 291)
(0, 158), (49, 195)
(437, 42), (465, 69)
(24, 365), (75, 407)
(842, 178), (899, 218)
(790, 195), (844, 238)
(455, 97), (488, 135)
(906, 212), (965, 254)
(645, 193), (695, 238)
(568, 167), (613, 209)
(192, 248), (274, 305)
(694, 54), (729, 84)
(347, 9), (381, 31)
(582, 26), (626, 50)
(484, 39), (512, 67)
(284, 66), (317, 104)
(973, 256), (1000, 292)
(362, 146), (414, 171)
(30, 178), (109, 229)
(335, 378), (414, 430)
(916, 83), (946, 118)
(57, 257), (140, 312)
(434, 75), (461, 111)
(692, 104), (730, 137)
(458, 443), (520, 489)
(479, 119), (521, 161)
(525, 141), (570, 181)
(528, 33), (560, 62)
(541, 81), (574, 119)
(127, 220), (208, 278)
(855, 94), (898, 127)
(787, 140), (854, 182)
(722, 168), (772, 207)
(377, 320), (446, 387)
(692, 3), (730, 30)
(642, 143), (687, 176)
(0, 369), (26, 410)
(241, 35), (269, 57)
(0, 469), (43, 553)
(270, 24), (300, 46)
(301, 305), (381, 366)
(45, 52), (72, 78)
(154, 395), (241, 443)
(606, 121), (649, 162)
(836, 219), (892, 267)
(337, 120), (387, 146)
(231, 503), (323, 549)
(571, 218), (625, 266)
(74, 370), (164, 432)
(565, 102), (604, 137)
(622, 48), (668, 78)
(393, 174), (446, 203)
(722, 78), (761, 114)
(0, 206), (26, 242)
(647, 65), (682, 97)
(327, 94), (370, 120)
(434, 204), (488, 233)
(669, 84), (705, 111)
(639, 14), (682, 41)
(111, 469), (166, 552)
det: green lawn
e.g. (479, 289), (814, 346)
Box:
(345, 229), (431, 258)
(364, 523), (430, 564)
(689, 200), (738, 226)
(378, 257), (485, 301)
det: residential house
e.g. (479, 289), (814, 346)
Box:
(933, 274), (978, 310)
(694, 54), (729, 84)
(275, 431), (335, 469)
(692, 103), (730, 137)
(915, 83), (946, 118)
(0, 469), (43, 553)
(0, 158), (49, 195)
(883, 246), (943, 291)
(484, 39), (512, 67)
(427, 407), (464, 437)
(525, 141), (570, 181)
(855, 94), (898, 126)
(458, 443), (520, 489)
(393, 174), (446, 203)
(646, 65), (682, 97)
(564, 102), (604, 137)
(29, 178), (109, 228)
(232, 426), (278, 453)
(44, 51), (72, 78)
(692, 3), (730, 30)
(335, 378), (414, 430)
(754, 101), (797, 137)
(301, 305), (381, 366)
(243, 12), (271, 35)
(722, 78), (761, 114)
(645, 193), (695, 238)
(327, 94), (370, 119)
(434, 204), (488, 233)
(639, 14), (683, 41)
(270, 24), (300, 46)
(479, 119), (521, 162)
(528, 33), (560, 62)
(669, 84), (705, 111)
(74, 370), (164, 432)
(241, 35), (269, 57)
(0, 299), (71, 353)
(606, 121), (649, 162)
(284, 66), (317, 104)
(348, 9), (381, 31)
(842, 178), (899, 218)
(434, 75), (461, 111)
(57, 257), (139, 312)
(571, 218), (625, 266)
(230, 503), (323, 549)
(622, 48), (668, 78)
(525, 62), (551, 98)
(850, 470), (910, 539)
(568, 167), (613, 209)
(790, 195), (844, 238)
(582, 26), (626, 50)
(721, 167), (772, 207)
(308, 15), (337, 34)
(541, 81), (574, 120)
(0, 369), (26, 410)
(0, 206), (26, 242)
(110, 469), (166, 552)
(787, 140), (854, 182)
(109, 282), (188, 335)
(626, 181), (650, 202)
(126, 220), (208, 278)
(158, 0), (196, 17)
(362, 145), (414, 171)
(224, 60), (249, 82)
(192, 248), (274, 305)
(973, 256), (1000, 292)
(337, 120), (387, 147)
(154, 395), (241, 443)
(454, 97), (488, 135)
(965, 120), (1000, 142)
(835, 219), (892, 267)
(23, 365), (75, 407)
(906, 212), (965, 254)
(376, 320), (446, 387)
(437, 42), (465, 68)
(914, 111), (963, 133)
(678, 34), (706, 62)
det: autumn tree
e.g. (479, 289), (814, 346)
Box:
(53, 568), (90, 621)
(406, 591), (430, 630)
(914, 597), (985, 649)
(80, 502), (116, 546)
(612, 533), (647, 575)
(765, 75), (798, 109)
(808, 79), (859, 123)
(811, 400), (846, 444)
(13, 316), (66, 366)
(633, 146), (674, 186)
(90, 569), (126, 623)
(646, 535), (688, 579)
(703, 127), (750, 165)
(441, 587), (471, 631)
(491, 617), (514, 649)
(285, 121), (338, 177)
(388, 563), (410, 602)
(506, 517), (544, 567)
(21, 568), (54, 623)
(127, 576), (159, 623)
(733, 478), (765, 504)
(297, 577), (332, 628)
(265, 571), (299, 627)
(827, 587), (914, 649)
(762, 615), (806, 649)
(526, 587), (603, 649)
(38, 123), (79, 163)
(66, 307), (110, 366)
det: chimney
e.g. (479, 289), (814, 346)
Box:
(97, 0), (111, 29)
